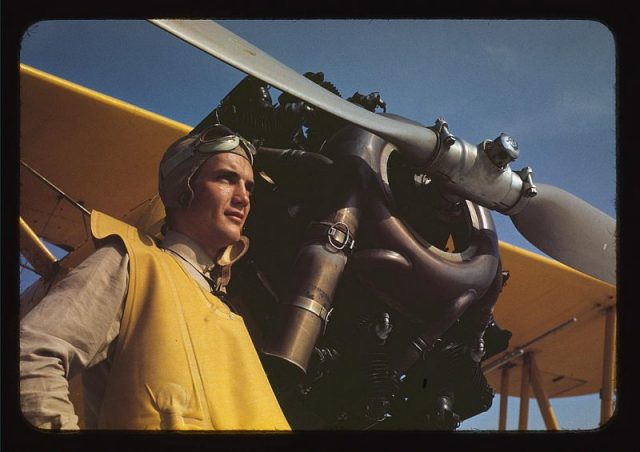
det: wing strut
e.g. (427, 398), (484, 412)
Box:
(21, 160), (91, 216)
(482, 317), (577, 374)
(19, 216), (58, 279)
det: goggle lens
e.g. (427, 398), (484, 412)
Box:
(200, 124), (237, 143)
(196, 124), (255, 165)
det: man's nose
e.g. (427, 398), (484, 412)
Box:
(232, 183), (250, 207)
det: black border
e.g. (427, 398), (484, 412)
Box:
(3, 2), (636, 451)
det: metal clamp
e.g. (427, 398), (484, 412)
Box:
(327, 222), (355, 251)
(288, 296), (332, 322)
(420, 117), (457, 171)
(287, 296), (335, 336)
(517, 166), (538, 198)
(435, 117), (456, 148)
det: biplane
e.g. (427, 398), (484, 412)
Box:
(18, 20), (617, 431)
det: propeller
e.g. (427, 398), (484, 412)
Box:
(148, 19), (438, 168)
(149, 19), (616, 286)
(511, 184), (616, 285)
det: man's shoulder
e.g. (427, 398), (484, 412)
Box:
(69, 238), (130, 276)
(91, 211), (162, 255)
(91, 210), (158, 247)
(20, 237), (131, 318)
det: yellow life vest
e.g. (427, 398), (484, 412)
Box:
(91, 211), (290, 431)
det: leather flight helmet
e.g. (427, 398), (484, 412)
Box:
(159, 124), (256, 209)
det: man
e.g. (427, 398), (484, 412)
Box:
(19, 124), (291, 431)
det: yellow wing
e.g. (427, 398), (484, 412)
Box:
(488, 242), (616, 398)
(20, 64), (190, 268)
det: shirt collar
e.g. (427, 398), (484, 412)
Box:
(161, 230), (216, 275)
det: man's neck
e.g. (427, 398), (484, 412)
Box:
(162, 229), (218, 272)
(167, 223), (223, 261)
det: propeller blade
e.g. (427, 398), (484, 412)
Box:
(148, 19), (437, 167)
(510, 183), (616, 285)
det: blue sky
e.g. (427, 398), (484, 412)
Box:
(19, 19), (616, 430)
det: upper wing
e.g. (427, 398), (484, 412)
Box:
(20, 64), (190, 263)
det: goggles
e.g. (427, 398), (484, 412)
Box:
(160, 124), (255, 180)
(197, 124), (256, 163)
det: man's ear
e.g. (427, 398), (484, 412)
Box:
(178, 190), (191, 208)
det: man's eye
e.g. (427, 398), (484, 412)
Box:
(216, 173), (233, 182)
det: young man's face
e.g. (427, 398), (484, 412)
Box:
(173, 151), (254, 258)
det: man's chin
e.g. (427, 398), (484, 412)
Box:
(220, 229), (243, 247)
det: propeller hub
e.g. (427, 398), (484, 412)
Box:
(484, 133), (520, 168)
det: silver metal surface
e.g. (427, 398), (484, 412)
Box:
(511, 183), (616, 285)
(427, 135), (531, 215)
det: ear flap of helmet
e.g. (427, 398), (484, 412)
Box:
(178, 190), (192, 208)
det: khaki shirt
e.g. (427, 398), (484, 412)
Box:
(20, 230), (219, 430)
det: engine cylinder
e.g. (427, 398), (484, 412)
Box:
(264, 119), (500, 375)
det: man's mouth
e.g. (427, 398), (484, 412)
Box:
(225, 210), (244, 224)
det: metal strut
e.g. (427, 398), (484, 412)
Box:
(21, 160), (91, 216)
(482, 317), (577, 374)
